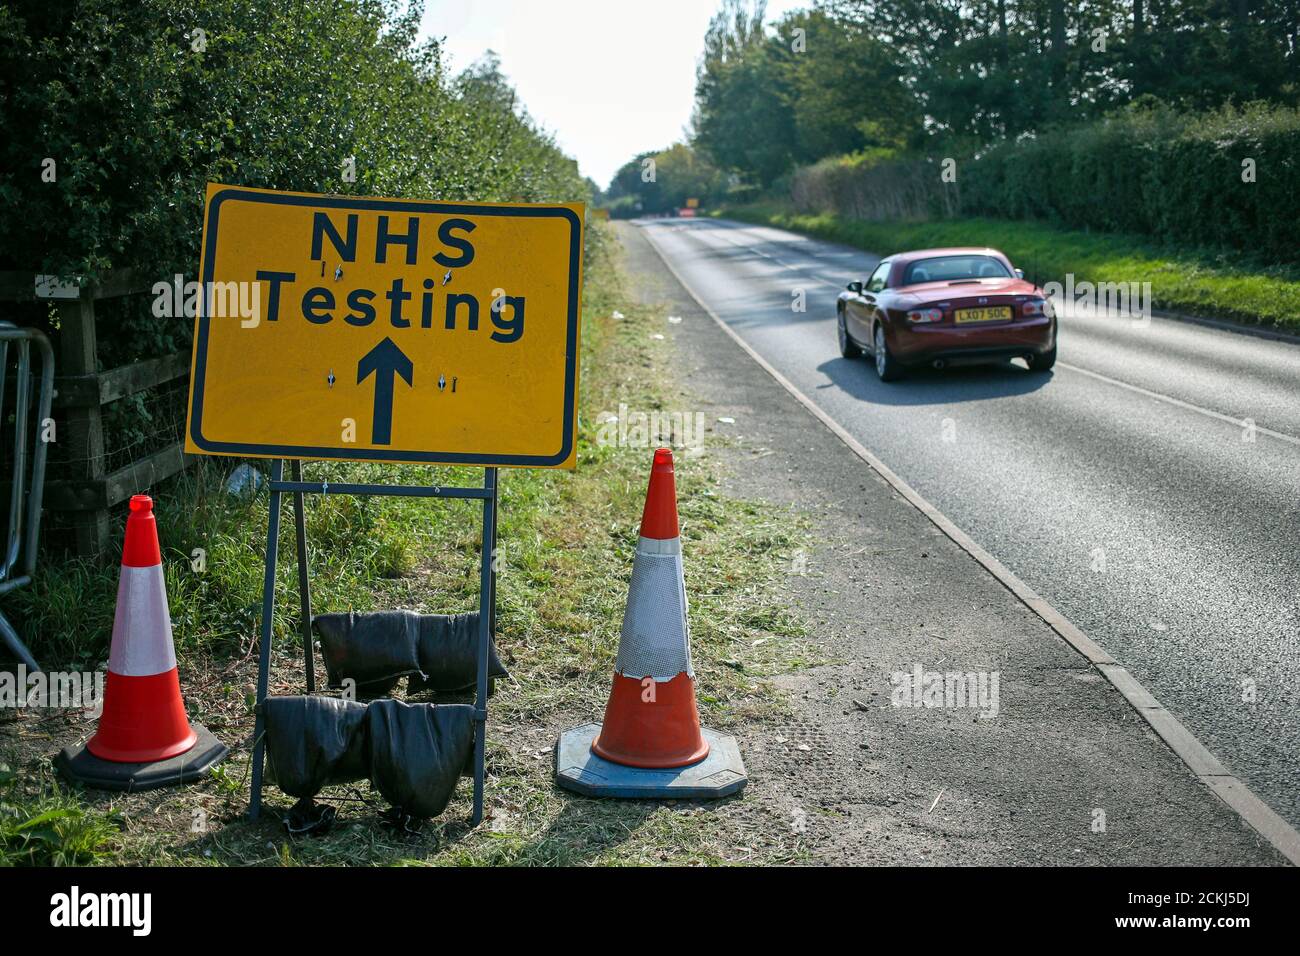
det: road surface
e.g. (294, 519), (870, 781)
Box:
(638, 216), (1300, 828)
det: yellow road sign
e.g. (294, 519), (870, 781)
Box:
(185, 184), (584, 468)
(685, 197), (699, 209)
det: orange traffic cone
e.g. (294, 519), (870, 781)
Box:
(555, 449), (747, 798)
(57, 495), (227, 790)
(592, 448), (709, 767)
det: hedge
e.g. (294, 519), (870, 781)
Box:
(0, 0), (589, 362)
(783, 103), (1300, 266)
(962, 103), (1299, 265)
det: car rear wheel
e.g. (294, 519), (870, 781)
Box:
(1027, 345), (1057, 372)
(837, 308), (862, 359)
(874, 324), (903, 382)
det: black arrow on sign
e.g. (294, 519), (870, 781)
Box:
(357, 337), (414, 445)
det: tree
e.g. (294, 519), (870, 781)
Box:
(604, 144), (726, 215)
(0, 0), (590, 363)
(693, 0), (798, 186)
(769, 8), (919, 161)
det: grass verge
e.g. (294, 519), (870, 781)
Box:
(0, 223), (814, 866)
(0, 764), (121, 865)
(725, 203), (1300, 333)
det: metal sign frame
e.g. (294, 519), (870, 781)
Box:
(247, 459), (498, 826)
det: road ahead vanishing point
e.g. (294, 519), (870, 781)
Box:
(640, 216), (1300, 830)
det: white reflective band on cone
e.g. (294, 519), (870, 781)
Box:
(615, 536), (692, 682)
(107, 565), (178, 677)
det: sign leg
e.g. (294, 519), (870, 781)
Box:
(291, 460), (315, 694)
(471, 467), (498, 826)
(248, 459), (285, 822)
(489, 473), (499, 638)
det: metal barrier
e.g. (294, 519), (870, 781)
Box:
(0, 322), (55, 672)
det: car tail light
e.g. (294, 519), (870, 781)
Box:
(1022, 298), (1053, 318)
(906, 307), (944, 323)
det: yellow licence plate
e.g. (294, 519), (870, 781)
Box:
(955, 306), (1012, 323)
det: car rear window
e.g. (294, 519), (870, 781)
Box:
(903, 255), (1010, 285)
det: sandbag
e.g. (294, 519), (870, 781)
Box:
(366, 700), (476, 818)
(261, 696), (369, 799)
(406, 611), (508, 693)
(261, 696), (475, 822)
(312, 610), (425, 691)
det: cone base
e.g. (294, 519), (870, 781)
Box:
(56, 722), (227, 792)
(557, 723), (747, 799)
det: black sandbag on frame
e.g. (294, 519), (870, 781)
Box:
(366, 700), (476, 817)
(262, 696), (370, 798)
(260, 696), (476, 817)
(408, 611), (509, 693)
(312, 610), (425, 691)
(248, 461), (499, 825)
(311, 608), (507, 694)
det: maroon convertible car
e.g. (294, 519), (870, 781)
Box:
(836, 247), (1057, 382)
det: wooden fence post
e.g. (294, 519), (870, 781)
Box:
(56, 293), (110, 557)
(1, 270), (192, 560)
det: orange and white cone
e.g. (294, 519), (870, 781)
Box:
(555, 448), (747, 799)
(57, 495), (227, 790)
(592, 447), (709, 767)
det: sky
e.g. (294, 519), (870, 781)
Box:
(418, 0), (809, 190)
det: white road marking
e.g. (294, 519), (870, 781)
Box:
(670, 221), (844, 287)
(1059, 361), (1300, 447)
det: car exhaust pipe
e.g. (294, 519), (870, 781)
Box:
(932, 359), (946, 370)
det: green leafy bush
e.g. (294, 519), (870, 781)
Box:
(789, 151), (957, 222)
(0, 0), (591, 507)
(961, 102), (1299, 265)
(776, 103), (1299, 267)
(0, 0), (589, 330)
